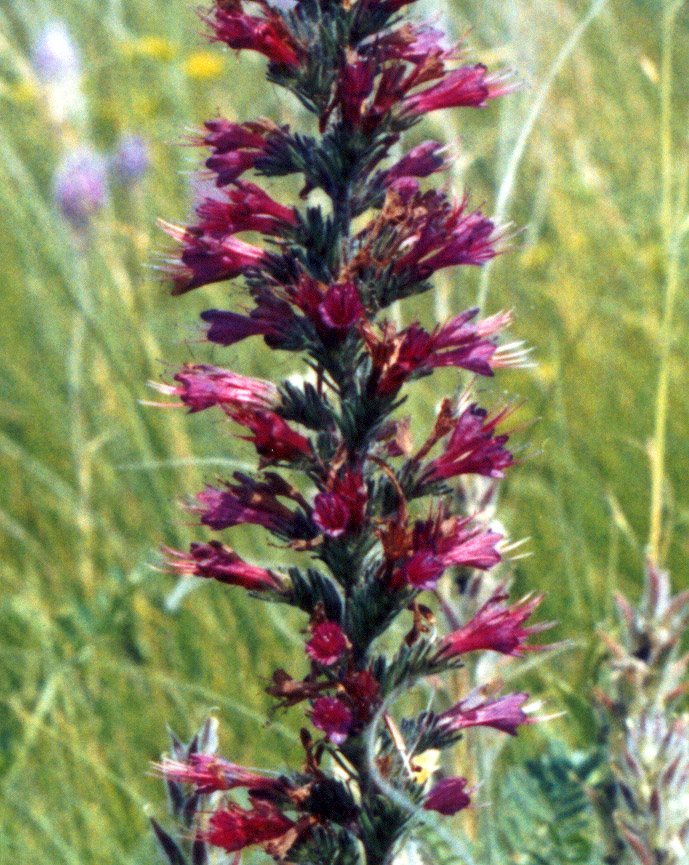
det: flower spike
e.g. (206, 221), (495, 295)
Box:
(150, 3), (544, 865)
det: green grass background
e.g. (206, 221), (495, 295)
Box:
(1, 0), (688, 861)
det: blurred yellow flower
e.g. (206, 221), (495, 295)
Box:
(184, 51), (224, 80)
(10, 81), (40, 104)
(123, 37), (175, 61)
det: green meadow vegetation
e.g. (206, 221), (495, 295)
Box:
(1, 0), (688, 862)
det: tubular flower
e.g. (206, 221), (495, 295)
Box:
(350, 183), (505, 300)
(160, 222), (266, 295)
(204, 3), (303, 68)
(200, 307), (286, 346)
(437, 692), (531, 736)
(190, 472), (308, 537)
(155, 754), (285, 794)
(201, 290), (297, 348)
(389, 511), (503, 591)
(206, 801), (297, 853)
(192, 181), (297, 236)
(344, 669), (380, 726)
(435, 591), (546, 658)
(333, 23), (461, 132)
(381, 140), (451, 186)
(229, 408), (313, 465)
(312, 469), (368, 537)
(153, 364), (278, 413)
(160, 181), (294, 295)
(162, 541), (284, 591)
(388, 185), (504, 279)
(198, 118), (285, 187)
(420, 403), (513, 482)
(364, 308), (511, 396)
(315, 282), (366, 340)
(403, 65), (515, 115)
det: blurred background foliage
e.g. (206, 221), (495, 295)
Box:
(1, 0), (688, 862)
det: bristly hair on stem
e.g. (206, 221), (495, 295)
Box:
(148, 3), (547, 865)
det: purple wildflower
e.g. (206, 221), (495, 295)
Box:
(53, 149), (108, 230)
(111, 134), (150, 185)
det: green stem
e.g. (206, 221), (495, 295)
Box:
(648, 0), (683, 566)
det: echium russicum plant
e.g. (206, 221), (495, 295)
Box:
(151, 1), (547, 864)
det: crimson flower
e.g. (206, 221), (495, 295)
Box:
(365, 308), (511, 396)
(191, 473), (306, 537)
(382, 140), (450, 186)
(403, 64), (513, 115)
(420, 403), (513, 482)
(163, 541), (283, 592)
(435, 591), (546, 658)
(153, 364), (278, 413)
(315, 282), (366, 340)
(312, 469), (368, 537)
(344, 669), (380, 726)
(161, 221), (266, 295)
(201, 290), (297, 349)
(229, 408), (313, 465)
(200, 306), (286, 347)
(305, 622), (349, 665)
(334, 23), (460, 131)
(161, 180), (294, 295)
(423, 777), (471, 815)
(206, 801), (296, 853)
(310, 697), (354, 745)
(390, 511), (502, 591)
(198, 118), (284, 187)
(205, 4), (303, 68)
(193, 181), (297, 236)
(387, 184), (504, 280)
(437, 692), (530, 736)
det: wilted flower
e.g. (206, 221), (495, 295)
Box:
(388, 510), (503, 591)
(437, 692), (530, 736)
(155, 753), (285, 794)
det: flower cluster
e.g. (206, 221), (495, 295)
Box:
(152, 3), (545, 865)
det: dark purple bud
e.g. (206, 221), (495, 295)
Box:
(423, 777), (471, 815)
